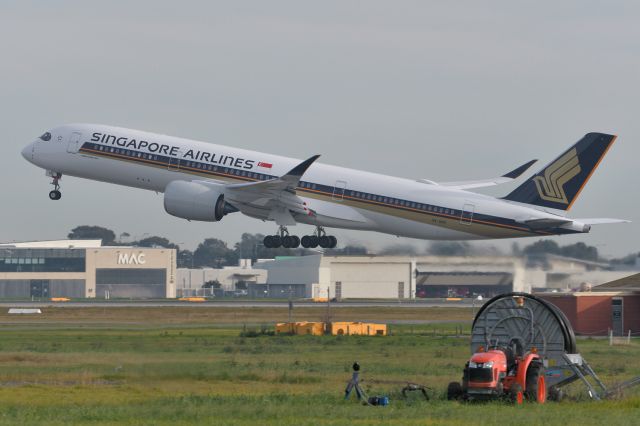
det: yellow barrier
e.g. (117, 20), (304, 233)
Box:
(295, 322), (325, 335)
(276, 321), (386, 336)
(178, 297), (206, 302)
(276, 322), (326, 335)
(276, 322), (296, 334)
(330, 322), (387, 336)
(50, 297), (70, 302)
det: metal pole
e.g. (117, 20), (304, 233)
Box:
(288, 285), (293, 323)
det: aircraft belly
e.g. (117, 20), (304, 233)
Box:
(355, 207), (482, 240)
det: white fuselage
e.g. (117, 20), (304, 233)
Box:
(22, 124), (583, 240)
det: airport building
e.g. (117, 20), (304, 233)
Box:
(540, 273), (640, 336)
(0, 240), (176, 298)
(253, 255), (533, 299)
(252, 254), (635, 300)
(1, 240), (635, 303)
(176, 260), (267, 297)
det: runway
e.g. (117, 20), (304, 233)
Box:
(0, 298), (483, 308)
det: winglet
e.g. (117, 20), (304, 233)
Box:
(285, 155), (321, 178)
(502, 159), (537, 179)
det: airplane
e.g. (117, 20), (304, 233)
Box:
(21, 124), (628, 249)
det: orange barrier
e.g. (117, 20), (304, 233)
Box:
(330, 322), (387, 336)
(276, 322), (325, 335)
(178, 297), (206, 302)
(276, 321), (387, 336)
(50, 297), (70, 302)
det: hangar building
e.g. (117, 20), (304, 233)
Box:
(0, 240), (176, 298)
(254, 255), (538, 299)
(253, 254), (633, 300)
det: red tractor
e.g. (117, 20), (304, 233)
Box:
(448, 342), (546, 404)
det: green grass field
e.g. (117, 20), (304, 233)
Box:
(0, 307), (638, 425)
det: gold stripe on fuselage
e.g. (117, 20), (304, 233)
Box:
(81, 146), (537, 238)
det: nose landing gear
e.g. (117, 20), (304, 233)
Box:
(48, 172), (62, 200)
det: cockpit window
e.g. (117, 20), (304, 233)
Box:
(39, 132), (52, 141)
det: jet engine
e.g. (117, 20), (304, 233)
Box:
(164, 180), (234, 222)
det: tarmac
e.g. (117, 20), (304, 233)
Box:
(0, 298), (484, 308)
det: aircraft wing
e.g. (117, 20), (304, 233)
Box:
(224, 155), (320, 195)
(425, 160), (537, 190)
(197, 155), (322, 226)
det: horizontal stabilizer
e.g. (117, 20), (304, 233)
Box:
(426, 159), (537, 190)
(574, 218), (631, 225)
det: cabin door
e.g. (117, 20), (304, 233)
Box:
(66, 132), (82, 153)
(168, 149), (183, 171)
(332, 180), (347, 201)
(460, 203), (475, 225)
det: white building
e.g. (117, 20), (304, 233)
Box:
(253, 254), (634, 300)
(0, 240), (176, 298)
(176, 260), (267, 296)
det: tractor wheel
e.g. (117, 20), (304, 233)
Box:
(510, 383), (524, 405)
(526, 362), (547, 403)
(447, 382), (463, 401)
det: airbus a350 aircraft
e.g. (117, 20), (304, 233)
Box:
(22, 124), (627, 249)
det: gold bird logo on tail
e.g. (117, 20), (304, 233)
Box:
(533, 148), (581, 204)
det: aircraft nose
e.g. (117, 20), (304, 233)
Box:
(21, 143), (33, 162)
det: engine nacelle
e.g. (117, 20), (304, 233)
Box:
(164, 180), (228, 222)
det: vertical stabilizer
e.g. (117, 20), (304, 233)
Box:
(503, 133), (616, 211)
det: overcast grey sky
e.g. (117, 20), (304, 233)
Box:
(1, 1), (638, 257)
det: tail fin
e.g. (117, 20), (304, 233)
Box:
(503, 132), (617, 211)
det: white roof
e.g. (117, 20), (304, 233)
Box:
(0, 240), (102, 249)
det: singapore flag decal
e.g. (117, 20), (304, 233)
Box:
(258, 161), (273, 169)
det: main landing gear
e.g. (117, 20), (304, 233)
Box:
(263, 226), (337, 249)
(301, 226), (337, 249)
(48, 172), (62, 200)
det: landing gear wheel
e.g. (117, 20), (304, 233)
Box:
(308, 235), (319, 248)
(263, 235), (274, 248)
(49, 190), (61, 200)
(290, 235), (300, 248)
(319, 235), (331, 248)
(328, 236), (337, 249)
(271, 235), (282, 248)
(300, 235), (312, 248)
(510, 383), (524, 405)
(447, 382), (463, 401)
(282, 236), (294, 248)
(526, 363), (546, 403)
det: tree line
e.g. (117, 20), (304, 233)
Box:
(67, 225), (636, 268)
